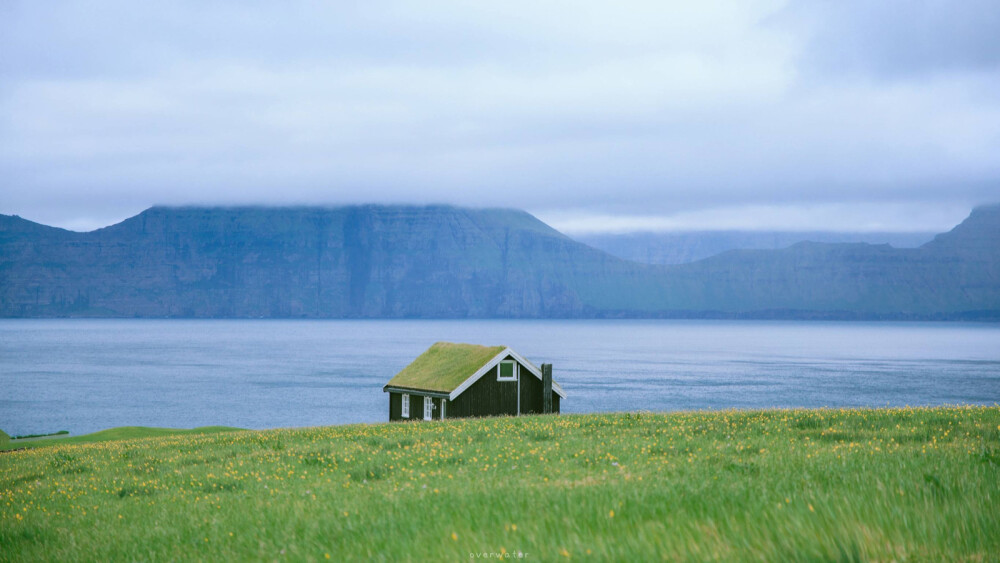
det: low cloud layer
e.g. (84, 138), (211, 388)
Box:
(1, 1), (998, 232)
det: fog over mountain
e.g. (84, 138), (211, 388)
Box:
(575, 231), (937, 265)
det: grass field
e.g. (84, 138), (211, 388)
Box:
(0, 426), (243, 452)
(2, 407), (998, 561)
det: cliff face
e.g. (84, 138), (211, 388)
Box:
(1, 204), (998, 319)
(0, 206), (655, 318)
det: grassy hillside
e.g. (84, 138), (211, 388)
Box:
(2, 407), (998, 561)
(0, 426), (243, 452)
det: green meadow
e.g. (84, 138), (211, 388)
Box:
(1, 426), (242, 452)
(2, 407), (998, 561)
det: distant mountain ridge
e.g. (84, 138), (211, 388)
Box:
(1, 204), (998, 319)
(576, 231), (936, 265)
(0, 205), (650, 318)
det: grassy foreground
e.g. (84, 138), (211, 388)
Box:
(0, 426), (243, 452)
(2, 407), (998, 561)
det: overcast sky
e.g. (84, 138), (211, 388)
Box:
(2, 1), (998, 233)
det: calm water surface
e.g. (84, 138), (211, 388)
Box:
(1, 319), (998, 435)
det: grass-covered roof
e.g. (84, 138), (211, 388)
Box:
(385, 342), (506, 393)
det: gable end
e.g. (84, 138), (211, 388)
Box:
(448, 348), (566, 401)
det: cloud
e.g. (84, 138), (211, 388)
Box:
(540, 201), (974, 234)
(782, 0), (1000, 78)
(1, 1), (998, 232)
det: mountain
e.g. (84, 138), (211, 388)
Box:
(0, 205), (661, 318)
(576, 231), (936, 265)
(1, 204), (998, 319)
(648, 204), (1000, 318)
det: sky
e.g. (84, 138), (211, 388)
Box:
(1, 1), (999, 233)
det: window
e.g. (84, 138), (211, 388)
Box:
(440, 399), (447, 420)
(497, 360), (518, 381)
(401, 393), (410, 418)
(424, 396), (434, 421)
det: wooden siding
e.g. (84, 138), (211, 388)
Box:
(388, 355), (561, 420)
(519, 366), (544, 415)
(448, 355), (561, 418)
(388, 392), (446, 422)
(448, 364), (516, 418)
(516, 369), (560, 415)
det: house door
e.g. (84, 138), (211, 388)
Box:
(423, 396), (433, 421)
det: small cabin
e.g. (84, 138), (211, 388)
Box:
(383, 342), (565, 421)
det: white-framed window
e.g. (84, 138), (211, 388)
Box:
(401, 393), (410, 418)
(423, 396), (434, 421)
(440, 399), (447, 420)
(497, 360), (518, 381)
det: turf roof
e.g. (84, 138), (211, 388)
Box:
(385, 342), (506, 394)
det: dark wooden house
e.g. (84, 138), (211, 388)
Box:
(383, 342), (565, 421)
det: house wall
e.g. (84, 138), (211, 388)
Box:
(388, 392), (445, 421)
(388, 391), (401, 420)
(514, 368), (561, 415)
(448, 356), (562, 418)
(388, 356), (562, 420)
(519, 367), (543, 414)
(447, 364), (517, 418)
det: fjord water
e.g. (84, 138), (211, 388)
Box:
(1, 319), (998, 436)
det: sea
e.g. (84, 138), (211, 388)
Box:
(1, 319), (998, 436)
